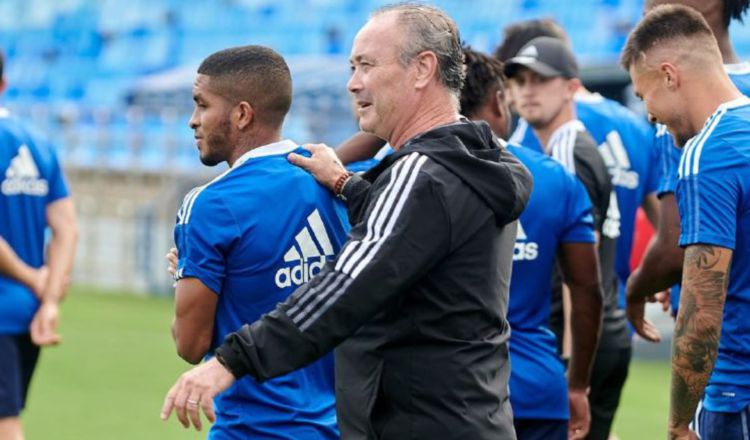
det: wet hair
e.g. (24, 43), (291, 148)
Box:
(198, 45), (292, 127)
(460, 47), (505, 118)
(494, 18), (569, 62)
(372, 3), (465, 96)
(621, 4), (714, 70)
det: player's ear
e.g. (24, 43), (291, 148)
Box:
(566, 78), (582, 97)
(235, 101), (254, 130)
(660, 62), (679, 90)
(413, 51), (439, 90)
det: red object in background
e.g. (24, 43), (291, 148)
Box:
(630, 207), (655, 271)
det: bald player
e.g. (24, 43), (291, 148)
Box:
(623, 5), (750, 439)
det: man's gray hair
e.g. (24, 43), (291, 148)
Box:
(373, 3), (466, 97)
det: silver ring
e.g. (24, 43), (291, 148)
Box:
(187, 399), (199, 405)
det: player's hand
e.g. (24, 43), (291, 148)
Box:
(568, 388), (590, 439)
(161, 357), (235, 431)
(30, 300), (61, 346)
(668, 424), (700, 440)
(166, 247), (179, 278)
(288, 144), (349, 192)
(653, 289), (671, 313)
(626, 294), (661, 343)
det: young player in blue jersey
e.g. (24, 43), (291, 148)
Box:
(0, 52), (78, 440)
(626, 0), (750, 335)
(168, 46), (348, 439)
(460, 47), (602, 440)
(623, 5), (750, 439)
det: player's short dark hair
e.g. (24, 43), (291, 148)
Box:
(494, 18), (569, 62)
(723, 0), (750, 27)
(460, 47), (505, 118)
(198, 45), (292, 128)
(621, 4), (714, 70)
(373, 3), (465, 97)
(0, 50), (5, 79)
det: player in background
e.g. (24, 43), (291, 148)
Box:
(626, 0), (750, 336)
(461, 47), (602, 440)
(0, 50), (78, 440)
(505, 36), (648, 440)
(623, 5), (750, 439)
(168, 45), (348, 439)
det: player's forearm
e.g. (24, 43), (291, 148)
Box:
(668, 245), (730, 437)
(628, 236), (683, 300)
(42, 224), (78, 303)
(568, 281), (602, 390)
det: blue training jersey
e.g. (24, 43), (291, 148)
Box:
(676, 96), (750, 413)
(0, 109), (69, 334)
(506, 143), (596, 420)
(511, 94), (661, 305)
(654, 65), (750, 314)
(174, 140), (349, 440)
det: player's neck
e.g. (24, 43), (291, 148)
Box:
(715, 31), (741, 65)
(534, 103), (576, 150)
(688, 74), (744, 134)
(227, 129), (282, 167)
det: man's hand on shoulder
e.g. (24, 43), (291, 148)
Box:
(288, 144), (350, 192)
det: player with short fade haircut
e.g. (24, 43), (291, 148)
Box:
(624, 5), (750, 440)
(627, 0), (750, 329)
(164, 44), (348, 438)
(196, 45), (292, 131)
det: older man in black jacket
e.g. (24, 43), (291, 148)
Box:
(161, 4), (532, 439)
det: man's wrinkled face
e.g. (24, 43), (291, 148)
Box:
(347, 14), (415, 140)
(630, 64), (693, 146)
(188, 74), (234, 166)
(509, 67), (572, 130)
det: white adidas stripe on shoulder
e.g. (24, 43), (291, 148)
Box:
(679, 96), (750, 178)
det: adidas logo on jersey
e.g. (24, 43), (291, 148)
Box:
(1, 145), (48, 197)
(513, 221), (539, 261)
(599, 131), (639, 190)
(275, 210), (336, 289)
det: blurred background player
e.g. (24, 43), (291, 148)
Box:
(0, 51), (78, 440)
(460, 47), (603, 440)
(502, 20), (663, 440)
(169, 45), (348, 438)
(626, 0), (750, 336)
(623, 4), (750, 438)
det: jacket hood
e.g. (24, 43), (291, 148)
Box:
(365, 120), (533, 226)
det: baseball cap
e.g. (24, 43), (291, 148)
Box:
(503, 36), (579, 79)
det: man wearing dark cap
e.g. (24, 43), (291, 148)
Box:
(505, 36), (630, 440)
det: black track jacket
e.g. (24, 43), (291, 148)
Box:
(216, 120), (532, 440)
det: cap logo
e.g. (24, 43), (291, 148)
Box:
(519, 45), (538, 58)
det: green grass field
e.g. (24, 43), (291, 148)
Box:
(22, 287), (671, 439)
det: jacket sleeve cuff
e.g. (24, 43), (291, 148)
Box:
(214, 332), (256, 380)
(341, 174), (370, 202)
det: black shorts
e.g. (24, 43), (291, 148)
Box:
(514, 418), (567, 440)
(0, 333), (40, 418)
